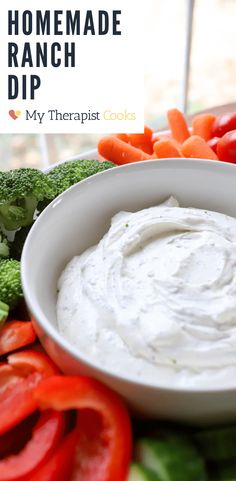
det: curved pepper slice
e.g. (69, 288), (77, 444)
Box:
(25, 428), (79, 481)
(34, 376), (132, 481)
(0, 321), (36, 356)
(0, 410), (64, 481)
(7, 350), (60, 377)
(0, 372), (41, 435)
(0, 413), (38, 460)
(0, 350), (59, 434)
(0, 364), (23, 394)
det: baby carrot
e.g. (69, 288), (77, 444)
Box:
(192, 113), (216, 141)
(115, 134), (130, 143)
(128, 141), (153, 154)
(129, 126), (154, 154)
(181, 135), (218, 160)
(153, 138), (183, 158)
(98, 136), (152, 165)
(129, 125), (153, 144)
(167, 109), (190, 143)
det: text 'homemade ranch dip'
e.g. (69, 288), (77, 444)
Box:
(57, 197), (236, 387)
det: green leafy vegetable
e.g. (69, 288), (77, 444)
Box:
(128, 463), (161, 481)
(46, 159), (115, 198)
(0, 231), (10, 259)
(0, 259), (22, 308)
(0, 300), (9, 325)
(10, 224), (33, 261)
(136, 438), (207, 481)
(0, 169), (55, 230)
(5, 161), (115, 259)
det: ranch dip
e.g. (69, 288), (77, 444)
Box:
(57, 197), (236, 387)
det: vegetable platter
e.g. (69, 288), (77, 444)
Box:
(1, 107), (236, 481)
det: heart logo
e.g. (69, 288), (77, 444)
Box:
(9, 110), (21, 120)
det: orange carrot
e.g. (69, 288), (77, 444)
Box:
(181, 135), (218, 160)
(129, 126), (154, 154)
(98, 136), (152, 165)
(192, 113), (216, 141)
(115, 134), (130, 143)
(154, 138), (183, 158)
(128, 141), (153, 155)
(129, 126), (153, 144)
(167, 109), (190, 143)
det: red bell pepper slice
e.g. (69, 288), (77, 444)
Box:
(0, 350), (60, 434)
(25, 428), (79, 481)
(0, 412), (39, 460)
(7, 349), (60, 377)
(0, 372), (42, 435)
(0, 349), (59, 395)
(0, 410), (64, 481)
(0, 363), (23, 394)
(0, 321), (36, 356)
(34, 376), (132, 481)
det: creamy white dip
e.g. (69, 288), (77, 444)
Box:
(57, 197), (236, 387)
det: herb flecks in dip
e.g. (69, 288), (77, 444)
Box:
(57, 198), (236, 387)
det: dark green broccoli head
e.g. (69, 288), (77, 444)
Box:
(0, 259), (22, 309)
(0, 231), (10, 259)
(47, 159), (115, 197)
(0, 169), (55, 230)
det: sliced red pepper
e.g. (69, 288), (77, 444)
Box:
(34, 376), (132, 481)
(0, 410), (64, 481)
(25, 428), (79, 481)
(0, 372), (42, 435)
(7, 349), (60, 377)
(0, 350), (59, 434)
(0, 321), (36, 356)
(0, 412), (39, 459)
(0, 363), (23, 394)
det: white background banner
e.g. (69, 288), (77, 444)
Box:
(0, 1), (144, 134)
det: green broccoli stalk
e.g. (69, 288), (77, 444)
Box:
(0, 231), (10, 259)
(0, 259), (22, 309)
(0, 169), (55, 231)
(46, 159), (115, 198)
(10, 224), (33, 261)
(0, 301), (9, 325)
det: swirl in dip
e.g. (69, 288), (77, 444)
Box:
(57, 197), (236, 387)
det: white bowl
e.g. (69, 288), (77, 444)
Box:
(21, 158), (236, 425)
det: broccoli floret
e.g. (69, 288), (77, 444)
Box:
(0, 259), (22, 309)
(47, 159), (115, 197)
(0, 301), (9, 325)
(0, 169), (55, 231)
(10, 224), (33, 261)
(0, 231), (10, 259)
